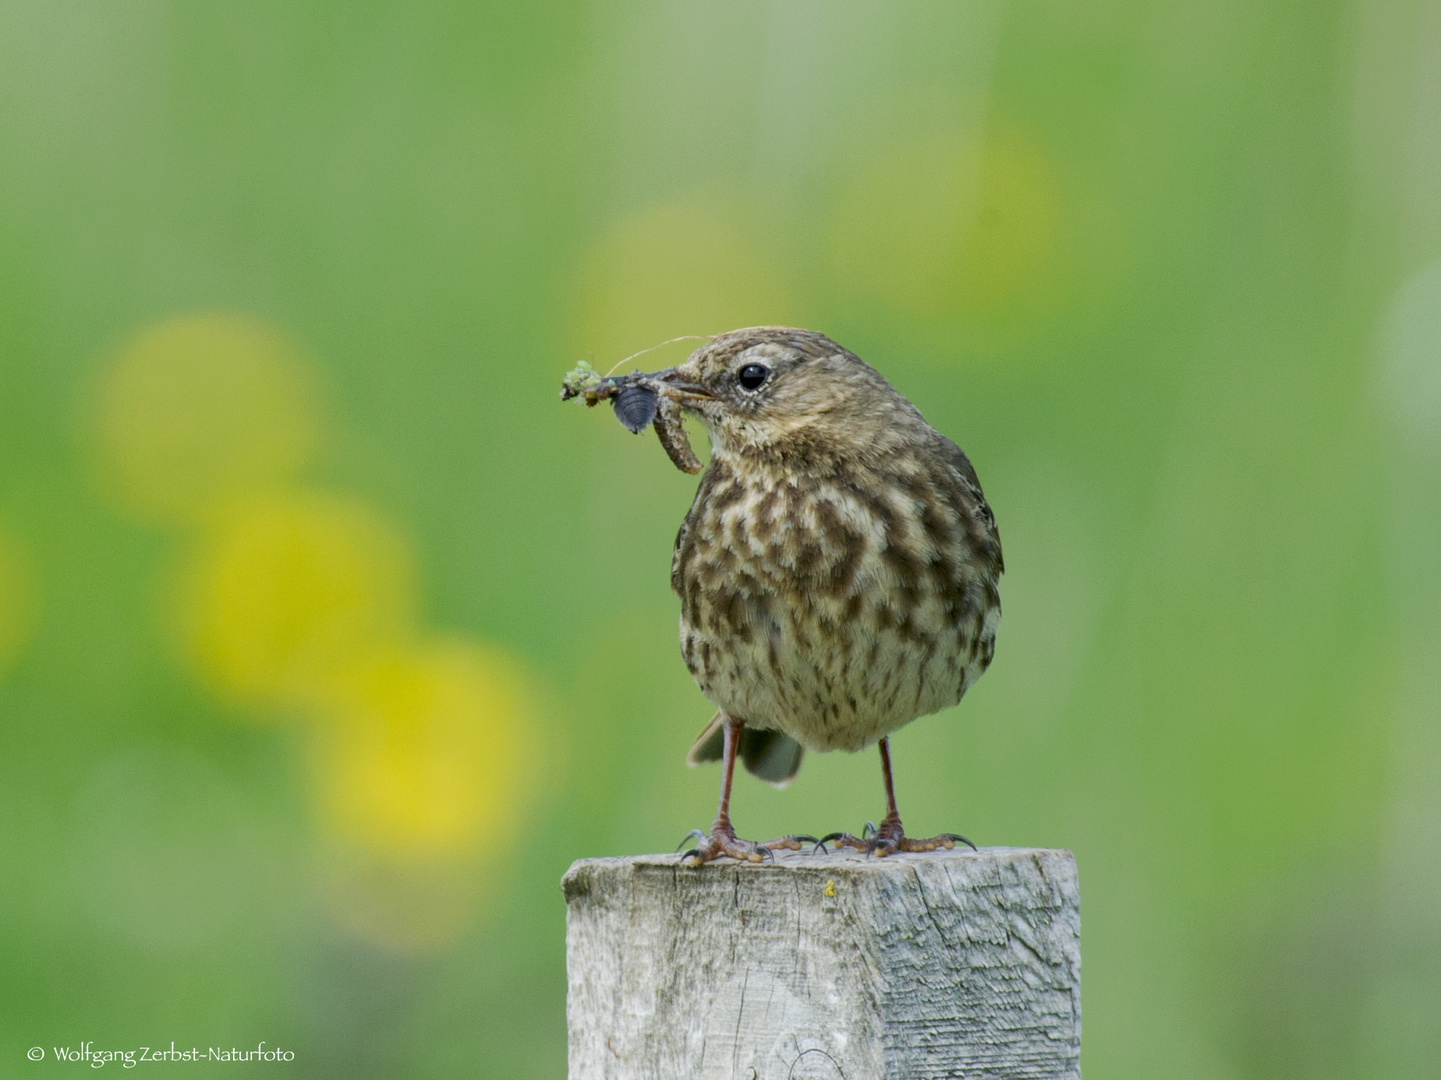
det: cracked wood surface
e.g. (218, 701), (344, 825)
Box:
(563, 847), (1080, 1079)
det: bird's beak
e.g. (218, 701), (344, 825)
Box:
(649, 367), (713, 401)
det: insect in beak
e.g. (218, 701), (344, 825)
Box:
(601, 369), (711, 434)
(611, 383), (659, 433)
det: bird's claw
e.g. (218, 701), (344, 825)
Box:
(934, 832), (979, 852)
(875, 831), (978, 854)
(675, 828), (709, 852)
(817, 831), (874, 854)
(678, 826), (813, 865)
(812, 822), (979, 856)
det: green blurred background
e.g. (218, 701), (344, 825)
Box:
(3, 1), (1440, 1076)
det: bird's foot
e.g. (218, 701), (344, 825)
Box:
(677, 824), (817, 866)
(815, 816), (977, 857)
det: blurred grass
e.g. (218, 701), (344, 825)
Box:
(1, 1), (1439, 1078)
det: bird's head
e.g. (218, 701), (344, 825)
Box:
(644, 327), (917, 463)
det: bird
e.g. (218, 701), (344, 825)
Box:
(618, 327), (1001, 863)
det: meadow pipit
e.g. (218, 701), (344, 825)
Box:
(570, 327), (1002, 864)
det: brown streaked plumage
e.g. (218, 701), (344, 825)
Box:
(593, 327), (1001, 863)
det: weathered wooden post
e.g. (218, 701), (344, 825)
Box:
(563, 847), (1080, 1079)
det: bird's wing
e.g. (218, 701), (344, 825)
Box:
(934, 435), (1004, 574)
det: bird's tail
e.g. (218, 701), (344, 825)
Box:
(686, 712), (804, 788)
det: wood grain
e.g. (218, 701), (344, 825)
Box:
(564, 847), (1080, 1079)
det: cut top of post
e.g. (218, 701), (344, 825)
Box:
(564, 847), (1080, 1080)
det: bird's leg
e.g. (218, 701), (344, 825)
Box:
(679, 715), (815, 865)
(816, 737), (978, 856)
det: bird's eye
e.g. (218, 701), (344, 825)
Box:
(737, 363), (770, 391)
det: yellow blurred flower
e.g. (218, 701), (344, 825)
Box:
(95, 309), (557, 949)
(0, 527), (36, 672)
(172, 492), (415, 710)
(311, 639), (533, 861)
(828, 127), (1061, 323)
(576, 197), (801, 364)
(96, 313), (323, 524)
(304, 638), (541, 952)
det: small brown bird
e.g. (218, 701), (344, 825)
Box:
(606, 327), (1002, 863)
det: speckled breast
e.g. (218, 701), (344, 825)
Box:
(671, 452), (1001, 753)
